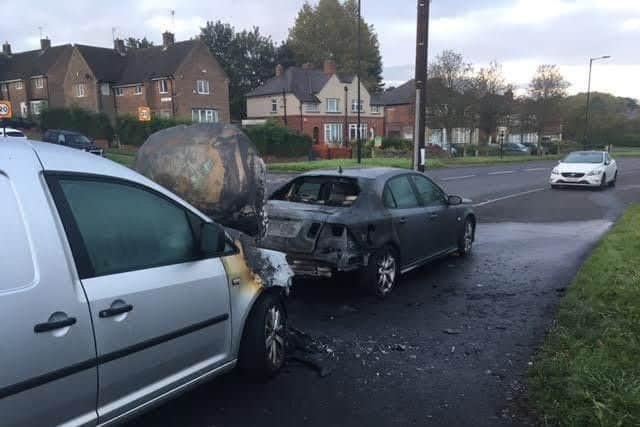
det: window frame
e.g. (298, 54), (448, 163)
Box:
(74, 83), (86, 98)
(134, 84), (142, 95)
(44, 172), (237, 280)
(34, 78), (44, 89)
(324, 123), (343, 143)
(100, 83), (110, 96)
(115, 87), (124, 96)
(271, 98), (278, 113)
(197, 79), (210, 95)
(326, 98), (340, 113)
(15, 80), (23, 90)
(158, 79), (168, 94)
(351, 99), (364, 113)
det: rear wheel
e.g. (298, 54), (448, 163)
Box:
(458, 218), (474, 256)
(360, 246), (399, 297)
(238, 292), (287, 381)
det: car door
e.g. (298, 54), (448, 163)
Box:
(0, 148), (97, 427)
(383, 175), (427, 266)
(46, 173), (233, 424)
(410, 174), (458, 254)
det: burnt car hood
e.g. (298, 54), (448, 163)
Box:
(261, 200), (345, 254)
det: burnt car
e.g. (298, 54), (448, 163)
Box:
(262, 168), (476, 296)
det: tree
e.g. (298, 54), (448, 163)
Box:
(201, 21), (282, 120)
(287, 0), (384, 92)
(526, 65), (570, 149)
(471, 61), (515, 142)
(125, 37), (154, 49)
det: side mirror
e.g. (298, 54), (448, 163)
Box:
(448, 195), (463, 206)
(200, 222), (226, 256)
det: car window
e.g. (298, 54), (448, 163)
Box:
(58, 134), (66, 144)
(273, 176), (360, 207)
(6, 131), (24, 137)
(0, 173), (35, 292)
(411, 175), (446, 206)
(563, 152), (603, 164)
(58, 178), (200, 277)
(386, 176), (419, 209)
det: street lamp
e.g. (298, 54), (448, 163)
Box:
(583, 55), (611, 147)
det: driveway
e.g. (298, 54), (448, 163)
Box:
(129, 158), (640, 427)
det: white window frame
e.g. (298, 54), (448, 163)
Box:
(349, 123), (368, 140)
(371, 104), (381, 114)
(158, 79), (168, 94)
(326, 98), (340, 113)
(34, 78), (44, 89)
(196, 80), (210, 95)
(304, 103), (320, 113)
(100, 83), (110, 96)
(15, 81), (23, 90)
(134, 84), (142, 95)
(115, 87), (124, 97)
(74, 83), (86, 98)
(192, 108), (219, 123)
(324, 123), (343, 143)
(29, 100), (47, 115)
(351, 99), (364, 113)
(271, 99), (278, 113)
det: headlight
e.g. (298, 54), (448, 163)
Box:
(551, 167), (559, 175)
(587, 169), (603, 176)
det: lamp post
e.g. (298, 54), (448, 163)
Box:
(413, 0), (430, 172)
(356, 0), (362, 163)
(583, 55), (610, 147)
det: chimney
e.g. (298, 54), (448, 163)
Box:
(302, 62), (314, 70)
(114, 38), (126, 55)
(275, 64), (284, 77)
(162, 31), (175, 48)
(2, 41), (11, 56)
(323, 59), (337, 75)
(40, 37), (51, 50)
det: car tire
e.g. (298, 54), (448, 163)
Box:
(609, 171), (617, 187)
(360, 245), (399, 298)
(600, 173), (607, 190)
(238, 292), (287, 381)
(458, 217), (474, 256)
(550, 184), (559, 190)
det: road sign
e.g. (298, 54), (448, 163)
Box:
(0, 101), (12, 119)
(138, 106), (151, 122)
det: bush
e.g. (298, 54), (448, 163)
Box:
(40, 106), (114, 141)
(243, 120), (312, 158)
(114, 115), (190, 146)
(381, 136), (412, 151)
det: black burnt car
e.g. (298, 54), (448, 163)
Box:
(262, 168), (476, 296)
(42, 129), (104, 156)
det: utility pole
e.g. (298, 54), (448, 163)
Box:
(344, 86), (349, 145)
(356, 0), (362, 163)
(413, 0), (430, 172)
(583, 55), (610, 148)
(282, 89), (288, 126)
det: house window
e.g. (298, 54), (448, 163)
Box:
(192, 108), (219, 123)
(304, 103), (320, 113)
(15, 81), (23, 90)
(100, 83), (110, 96)
(33, 78), (44, 89)
(30, 100), (47, 116)
(134, 84), (142, 95)
(324, 123), (343, 143)
(271, 99), (278, 113)
(326, 98), (340, 113)
(20, 102), (28, 117)
(74, 83), (86, 98)
(158, 110), (171, 119)
(158, 79), (168, 94)
(115, 87), (124, 96)
(196, 80), (210, 95)
(349, 123), (368, 140)
(371, 105), (381, 114)
(351, 99), (364, 113)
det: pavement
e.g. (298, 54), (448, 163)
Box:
(128, 157), (640, 427)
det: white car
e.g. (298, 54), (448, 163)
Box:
(550, 151), (618, 189)
(0, 127), (27, 139)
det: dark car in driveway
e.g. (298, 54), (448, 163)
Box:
(261, 168), (476, 296)
(42, 129), (104, 156)
(502, 142), (531, 155)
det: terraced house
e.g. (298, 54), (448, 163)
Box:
(246, 60), (384, 145)
(0, 32), (230, 123)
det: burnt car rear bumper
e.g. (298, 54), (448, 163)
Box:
(284, 251), (369, 278)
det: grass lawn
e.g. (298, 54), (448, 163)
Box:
(528, 204), (640, 426)
(612, 147), (640, 157)
(104, 149), (135, 167)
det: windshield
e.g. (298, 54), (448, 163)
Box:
(272, 176), (360, 207)
(69, 135), (92, 145)
(563, 152), (603, 164)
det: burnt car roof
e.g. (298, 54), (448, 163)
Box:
(300, 167), (409, 181)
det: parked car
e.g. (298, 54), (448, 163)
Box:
(0, 126), (27, 139)
(0, 138), (289, 426)
(550, 151), (618, 189)
(42, 129), (104, 156)
(521, 142), (548, 155)
(262, 168), (476, 297)
(501, 142), (531, 155)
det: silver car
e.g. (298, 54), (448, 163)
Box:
(0, 138), (290, 426)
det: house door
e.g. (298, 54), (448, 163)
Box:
(312, 127), (320, 144)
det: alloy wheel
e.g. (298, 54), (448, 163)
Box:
(463, 221), (474, 253)
(264, 306), (285, 368)
(377, 252), (397, 295)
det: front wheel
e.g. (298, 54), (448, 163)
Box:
(238, 292), (287, 381)
(609, 171), (617, 187)
(600, 173), (607, 190)
(360, 246), (399, 297)
(458, 218), (474, 256)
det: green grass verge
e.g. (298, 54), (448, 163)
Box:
(105, 150), (135, 167)
(612, 147), (640, 157)
(528, 204), (640, 426)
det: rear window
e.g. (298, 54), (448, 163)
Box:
(3, 131), (24, 137)
(272, 176), (360, 207)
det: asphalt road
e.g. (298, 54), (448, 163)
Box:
(128, 157), (640, 427)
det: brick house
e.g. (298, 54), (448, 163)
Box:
(0, 32), (230, 123)
(374, 79), (416, 139)
(246, 60), (384, 146)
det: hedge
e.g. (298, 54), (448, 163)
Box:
(114, 115), (191, 146)
(381, 136), (413, 151)
(40, 106), (114, 141)
(243, 120), (312, 158)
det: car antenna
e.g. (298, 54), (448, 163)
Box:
(338, 165), (343, 174)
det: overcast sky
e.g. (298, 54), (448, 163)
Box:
(4, 0), (640, 99)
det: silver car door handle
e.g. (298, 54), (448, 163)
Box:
(398, 218), (407, 224)
(34, 316), (77, 333)
(99, 304), (133, 318)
